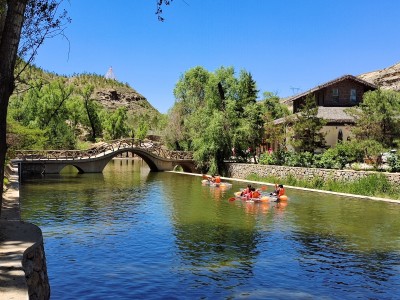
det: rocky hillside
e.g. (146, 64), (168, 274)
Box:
(94, 86), (158, 116)
(358, 61), (400, 91)
(14, 63), (161, 118)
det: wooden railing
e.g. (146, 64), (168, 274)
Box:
(14, 138), (193, 161)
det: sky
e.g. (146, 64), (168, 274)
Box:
(33, 0), (400, 113)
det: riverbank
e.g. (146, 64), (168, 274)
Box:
(225, 163), (400, 201)
(0, 164), (50, 300)
(173, 170), (400, 204)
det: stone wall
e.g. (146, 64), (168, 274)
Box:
(22, 232), (51, 300)
(226, 163), (400, 185)
(1, 164), (50, 300)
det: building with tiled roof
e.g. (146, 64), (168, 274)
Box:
(273, 75), (377, 150)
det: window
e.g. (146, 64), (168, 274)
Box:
(332, 88), (339, 103)
(350, 89), (357, 103)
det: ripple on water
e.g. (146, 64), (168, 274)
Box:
(20, 164), (400, 299)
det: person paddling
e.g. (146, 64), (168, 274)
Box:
(241, 184), (252, 197)
(275, 184), (286, 202)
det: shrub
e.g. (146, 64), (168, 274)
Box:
(259, 149), (287, 165)
(318, 148), (339, 169)
(316, 141), (365, 169)
(388, 154), (400, 172)
(259, 152), (276, 165)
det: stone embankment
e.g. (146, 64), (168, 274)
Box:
(226, 163), (400, 185)
(0, 164), (50, 300)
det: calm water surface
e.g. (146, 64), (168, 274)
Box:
(20, 159), (400, 299)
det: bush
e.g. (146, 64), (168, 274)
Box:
(388, 154), (400, 172)
(284, 151), (314, 167)
(316, 141), (365, 169)
(259, 149), (287, 165)
(259, 152), (276, 165)
(317, 148), (339, 169)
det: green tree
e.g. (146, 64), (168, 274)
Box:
(262, 91), (289, 120)
(66, 95), (84, 138)
(290, 95), (326, 153)
(346, 89), (400, 147)
(135, 119), (149, 142)
(191, 109), (230, 173)
(167, 66), (265, 174)
(237, 70), (258, 108)
(103, 107), (128, 140)
(261, 91), (290, 151)
(80, 85), (103, 141)
(166, 66), (211, 150)
(163, 102), (188, 150)
(9, 79), (76, 148)
(0, 0), (174, 212)
(0, 0), (69, 208)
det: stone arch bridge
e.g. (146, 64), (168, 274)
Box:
(12, 139), (198, 177)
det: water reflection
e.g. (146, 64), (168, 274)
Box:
(19, 160), (400, 299)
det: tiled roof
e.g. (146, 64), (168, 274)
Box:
(282, 75), (377, 105)
(274, 106), (356, 125)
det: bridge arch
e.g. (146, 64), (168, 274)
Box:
(59, 164), (85, 174)
(14, 139), (199, 175)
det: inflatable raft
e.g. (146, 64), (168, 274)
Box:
(232, 191), (288, 202)
(202, 179), (232, 188)
(232, 191), (271, 202)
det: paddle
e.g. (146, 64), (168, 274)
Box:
(228, 197), (236, 201)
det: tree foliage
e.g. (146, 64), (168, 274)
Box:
(346, 89), (400, 147)
(261, 91), (290, 150)
(290, 95), (326, 153)
(103, 107), (129, 140)
(165, 66), (266, 174)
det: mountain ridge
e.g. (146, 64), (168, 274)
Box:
(358, 61), (400, 91)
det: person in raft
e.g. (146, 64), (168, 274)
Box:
(250, 187), (261, 199)
(241, 184), (252, 197)
(274, 184), (285, 201)
(214, 174), (221, 184)
(207, 174), (216, 183)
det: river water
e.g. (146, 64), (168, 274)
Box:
(20, 159), (400, 299)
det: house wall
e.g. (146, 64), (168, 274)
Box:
(293, 78), (375, 113)
(277, 124), (353, 152)
(321, 125), (352, 148)
(322, 79), (370, 107)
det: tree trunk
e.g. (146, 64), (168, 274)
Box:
(84, 99), (97, 142)
(0, 0), (28, 215)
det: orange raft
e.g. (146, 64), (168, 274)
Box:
(278, 195), (288, 201)
(202, 179), (232, 188)
(233, 191), (271, 202)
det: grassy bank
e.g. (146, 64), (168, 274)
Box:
(247, 173), (400, 200)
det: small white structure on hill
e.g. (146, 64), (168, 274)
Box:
(105, 66), (116, 80)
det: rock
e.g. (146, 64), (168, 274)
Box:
(358, 62), (400, 91)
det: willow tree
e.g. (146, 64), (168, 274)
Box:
(167, 66), (265, 174)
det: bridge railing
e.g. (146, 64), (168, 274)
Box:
(14, 138), (193, 161)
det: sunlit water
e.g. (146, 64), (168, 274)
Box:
(20, 159), (400, 299)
